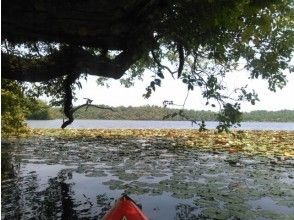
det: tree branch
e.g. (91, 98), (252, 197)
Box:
(73, 104), (114, 113)
(2, 46), (144, 82)
(61, 104), (114, 129)
(177, 43), (184, 78)
(151, 50), (177, 76)
(61, 73), (78, 129)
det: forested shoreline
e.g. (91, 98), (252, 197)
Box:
(41, 105), (294, 122)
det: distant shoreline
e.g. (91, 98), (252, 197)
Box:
(30, 106), (294, 122)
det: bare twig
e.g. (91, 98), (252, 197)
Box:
(182, 89), (190, 108)
(151, 50), (177, 77)
(73, 104), (114, 113)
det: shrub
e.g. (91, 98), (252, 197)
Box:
(1, 83), (29, 136)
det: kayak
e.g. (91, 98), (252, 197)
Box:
(102, 195), (148, 220)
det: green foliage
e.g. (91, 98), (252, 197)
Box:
(50, 105), (217, 121)
(243, 110), (294, 122)
(132, 0), (293, 130)
(26, 99), (53, 120)
(48, 105), (294, 123)
(1, 80), (55, 135)
(1, 81), (28, 135)
(48, 107), (64, 119)
(217, 103), (242, 132)
(99, 1), (293, 128)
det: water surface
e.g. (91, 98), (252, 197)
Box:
(2, 137), (294, 219)
(27, 119), (294, 130)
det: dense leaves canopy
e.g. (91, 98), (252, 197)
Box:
(1, 80), (54, 135)
(2, 0), (294, 129)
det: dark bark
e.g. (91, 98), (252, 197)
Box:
(73, 104), (114, 113)
(2, 46), (145, 82)
(61, 73), (78, 129)
(177, 44), (184, 78)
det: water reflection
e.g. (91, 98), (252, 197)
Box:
(2, 168), (77, 219)
(1, 141), (20, 180)
(175, 204), (202, 220)
(42, 173), (78, 219)
(1, 137), (294, 219)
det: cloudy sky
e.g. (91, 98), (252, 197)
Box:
(73, 69), (294, 112)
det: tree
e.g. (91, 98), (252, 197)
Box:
(1, 80), (28, 134)
(26, 99), (53, 120)
(1, 79), (53, 134)
(2, 0), (293, 130)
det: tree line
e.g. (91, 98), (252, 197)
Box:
(48, 105), (294, 122)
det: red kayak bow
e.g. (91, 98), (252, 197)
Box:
(102, 195), (148, 220)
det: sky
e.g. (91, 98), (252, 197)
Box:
(72, 69), (294, 112)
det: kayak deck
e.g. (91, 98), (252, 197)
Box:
(102, 195), (148, 220)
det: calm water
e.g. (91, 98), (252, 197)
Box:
(27, 119), (294, 130)
(1, 137), (294, 220)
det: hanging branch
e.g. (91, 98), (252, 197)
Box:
(177, 43), (184, 78)
(61, 73), (78, 129)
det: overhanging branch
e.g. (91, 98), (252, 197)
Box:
(2, 46), (145, 82)
(73, 104), (114, 113)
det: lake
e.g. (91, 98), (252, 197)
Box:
(1, 136), (294, 220)
(27, 119), (294, 130)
